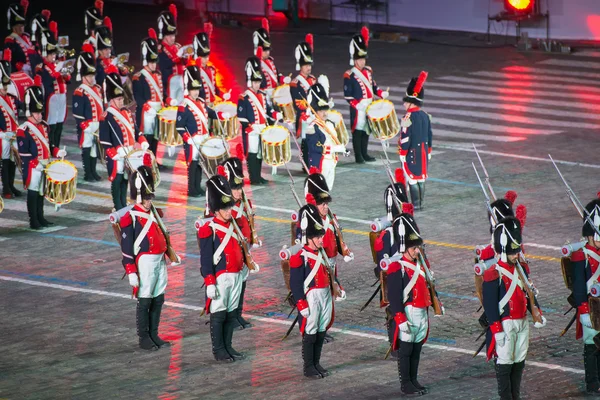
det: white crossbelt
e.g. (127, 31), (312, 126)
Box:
(200, 68), (216, 98)
(351, 67), (373, 97)
(0, 96), (17, 126)
(245, 90), (268, 122)
(296, 75), (311, 91)
(210, 221), (241, 265)
(302, 250), (325, 294)
(497, 265), (524, 314)
(261, 60), (278, 84)
(183, 98), (209, 133)
(107, 107), (135, 137)
(585, 249), (600, 293)
(322, 215), (334, 235)
(80, 84), (104, 109)
(130, 210), (155, 256)
(140, 69), (163, 99)
(400, 260), (426, 303)
(24, 121), (49, 150)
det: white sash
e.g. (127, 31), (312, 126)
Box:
(0, 96), (17, 126)
(245, 90), (268, 122)
(302, 250), (324, 294)
(24, 121), (49, 151)
(400, 260), (426, 303)
(322, 215), (334, 235)
(184, 98), (209, 134)
(79, 84), (104, 110)
(10, 32), (32, 53)
(200, 68), (216, 98)
(107, 107), (135, 137)
(497, 265), (524, 314)
(585, 249), (600, 293)
(130, 210), (155, 256)
(140, 69), (163, 100)
(296, 75), (311, 91)
(210, 221), (241, 265)
(261, 60), (278, 84)
(351, 67), (373, 97)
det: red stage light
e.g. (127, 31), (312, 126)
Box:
(504, 0), (535, 14)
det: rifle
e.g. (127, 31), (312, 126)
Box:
(473, 143), (497, 201)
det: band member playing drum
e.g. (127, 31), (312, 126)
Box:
(83, 0), (104, 50)
(38, 21), (70, 150)
(73, 43), (104, 182)
(120, 165), (173, 351)
(157, 4), (185, 105)
(0, 50), (22, 199)
(344, 26), (389, 164)
(398, 71), (432, 211)
(176, 59), (225, 197)
(5, 1), (34, 76)
(17, 77), (67, 229)
(253, 18), (289, 96)
(99, 65), (149, 211)
(193, 24), (231, 108)
(572, 196), (600, 395)
(237, 47), (282, 185)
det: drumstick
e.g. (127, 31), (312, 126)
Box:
(61, 146), (66, 161)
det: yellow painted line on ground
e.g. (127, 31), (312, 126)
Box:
(75, 189), (561, 262)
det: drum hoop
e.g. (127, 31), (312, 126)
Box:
(45, 160), (78, 183)
(273, 84), (292, 106)
(366, 99), (394, 119)
(158, 106), (179, 122)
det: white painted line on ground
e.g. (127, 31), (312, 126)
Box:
(433, 117), (561, 136)
(539, 58), (600, 70)
(438, 75), (600, 94)
(503, 65), (600, 81)
(526, 243), (562, 251)
(470, 71), (597, 86)
(434, 129), (524, 143)
(0, 275), (583, 375)
(0, 236), (10, 241)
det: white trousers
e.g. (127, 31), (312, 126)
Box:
(495, 318), (529, 365)
(137, 253), (168, 298)
(29, 160), (48, 192)
(169, 75), (184, 105)
(191, 134), (207, 161)
(47, 93), (67, 124)
(1, 132), (16, 159)
(82, 132), (98, 158)
(321, 158), (337, 190)
(241, 265), (249, 282)
(583, 324), (600, 345)
(304, 288), (333, 335)
(210, 272), (243, 313)
(398, 305), (429, 343)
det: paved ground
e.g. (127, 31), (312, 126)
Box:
(2, 2), (600, 399)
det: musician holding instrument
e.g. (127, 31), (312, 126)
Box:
(157, 4), (185, 105)
(83, 0), (104, 51)
(198, 171), (249, 362)
(28, 10), (51, 74)
(571, 195), (600, 396)
(17, 78), (67, 229)
(5, 1), (34, 76)
(482, 217), (546, 400)
(0, 50), (22, 199)
(94, 17), (128, 88)
(193, 24), (231, 108)
(119, 165), (173, 351)
(99, 65), (149, 211)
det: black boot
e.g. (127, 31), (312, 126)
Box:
(236, 281), (253, 329)
(314, 331), (330, 377)
(510, 361), (525, 400)
(324, 333), (335, 343)
(149, 294), (171, 348)
(247, 153), (261, 185)
(48, 124), (57, 150)
(1, 160), (11, 198)
(90, 153), (102, 181)
(37, 193), (53, 227)
(418, 182), (425, 210)
(195, 162), (205, 196)
(111, 174), (122, 210)
(361, 131), (375, 162)
(224, 311), (245, 360)
(82, 148), (93, 182)
(585, 344), (600, 395)
(210, 311), (233, 362)
(136, 298), (158, 351)
(301, 138), (309, 170)
(495, 362), (513, 400)
(8, 160), (21, 197)
(352, 131), (364, 164)
(120, 176), (128, 209)
(409, 184), (421, 211)
(302, 334), (322, 379)
(27, 190), (41, 230)
(411, 341), (427, 393)
(398, 341), (421, 395)
(187, 160), (199, 197)
(54, 123), (63, 149)
(257, 156), (268, 184)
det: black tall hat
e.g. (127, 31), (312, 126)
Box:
(308, 75), (332, 112)
(488, 190), (519, 232)
(294, 33), (313, 71)
(393, 213), (423, 253)
(141, 29), (159, 66)
(349, 26), (369, 65)
(244, 49), (263, 88)
(221, 150), (245, 190)
(299, 204), (325, 244)
(24, 75), (44, 116)
(157, 3), (177, 40)
(193, 23), (213, 58)
(103, 65), (124, 102)
(130, 165), (156, 204)
(75, 46), (96, 81)
(305, 169), (331, 205)
(206, 169), (234, 214)
(29, 9), (50, 43)
(493, 217), (523, 262)
(7, 1), (28, 30)
(582, 197), (600, 239)
(39, 21), (58, 57)
(85, 0), (103, 36)
(403, 71), (428, 107)
(385, 168), (409, 222)
(0, 49), (12, 87)
(183, 59), (202, 92)
(95, 17), (112, 51)
(253, 18), (271, 51)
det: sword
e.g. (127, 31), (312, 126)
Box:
(560, 313), (577, 337)
(384, 344), (393, 360)
(281, 314), (299, 341)
(473, 339), (486, 358)
(359, 284), (381, 312)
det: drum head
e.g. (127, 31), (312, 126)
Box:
(273, 85), (292, 105)
(46, 160), (77, 183)
(327, 110), (342, 124)
(367, 100), (393, 119)
(201, 137), (227, 157)
(262, 126), (290, 144)
(214, 102), (236, 116)
(127, 149), (148, 170)
(159, 107), (178, 122)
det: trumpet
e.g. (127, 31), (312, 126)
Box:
(59, 48), (76, 58)
(122, 64), (135, 74)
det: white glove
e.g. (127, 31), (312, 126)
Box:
(331, 144), (347, 154)
(300, 307), (310, 318)
(283, 76), (291, 85)
(357, 99), (369, 111)
(169, 98), (178, 107)
(275, 112), (283, 122)
(128, 273), (139, 288)
(534, 315), (547, 329)
(343, 252), (354, 262)
(382, 140), (390, 149)
(206, 284), (218, 300)
(84, 121), (100, 135)
(400, 156), (406, 163)
(381, 91), (389, 99)
(220, 112), (231, 120)
(56, 148), (67, 158)
(581, 313), (593, 329)
(250, 264), (260, 274)
(186, 137), (194, 145)
(223, 90), (231, 101)
(146, 107), (158, 118)
(117, 147), (127, 158)
(170, 254), (182, 267)
(141, 141), (150, 151)
(494, 332), (507, 347)
(428, 153), (431, 161)
(35, 162), (44, 171)
(399, 321), (411, 333)
(336, 289), (347, 301)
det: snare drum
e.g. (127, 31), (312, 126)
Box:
(158, 107), (183, 147)
(273, 85), (296, 122)
(44, 160), (78, 205)
(261, 126), (291, 167)
(327, 110), (349, 146)
(200, 137), (228, 176)
(127, 149), (161, 187)
(366, 99), (400, 140)
(211, 101), (239, 141)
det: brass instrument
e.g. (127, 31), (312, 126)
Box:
(0, 195), (4, 214)
(57, 36), (75, 59)
(113, 53), (135, 74)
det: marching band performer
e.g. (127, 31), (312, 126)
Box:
(193, 24), (231, 107)
(38, 21), (70, 150)
(72, 43), (103, 182)
(237, 47), (282, 185)
(199, 170), (247, 362)
(95, 17), (129, 89)
(399, 71), (432, 211)
(28, 9), (50, 73)
(83, 0), (104, 50)
(99, 65), (149, 211)
(175, 59), (224, 198)
(120, 165), (172, 351)
(483, 217), (546, 400)
(572, 195), (600, 396)
(157, 3), (185, 104)
(344, 26), (389, 164)
(17, 77), (67, 229)
(290, 34), (316, 168)
(253, 18), (289, 95)
(0, 50), (22, 199)
(5, 1), (34, 76)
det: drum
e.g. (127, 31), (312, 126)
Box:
(158, 107), (183, 147)
(366, 99), (400, 140)
(127, 149), (161, 187)
(211, 101), (240, 141)
(590, 297), (600, 331)
(9, 71), (34, 102)
(261, 126), (291, 167)
(327, 110), (349, 146)
(273, 84), (296, 122)
(44, 160), (78, 205)
(561, 256), (574, 291)
(200, 137), (228, 176)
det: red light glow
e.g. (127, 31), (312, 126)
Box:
(507, 0), (532, 10)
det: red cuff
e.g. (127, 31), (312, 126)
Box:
(30, 158), (39, 169)
(217, 111), (225, 120)
(124, 263), (137, 275)
(270, 111), (278, 119)
(297, 299), (309, 311)
(106, 146), (118, 159)
(137, 135), (148, 145)
(399, 149), (408, 157)
(489, 321), (503, 334)
(51, 147), (59, 158)
(245, 126), (253, 134)
(182, 132), (191, 143)
(579, 303), (590, 314)
(377, 89), (384, 98)
(15, 62), (25, 72)
(349, 99), (359, 109)
(80, 120), (90, 131)
(204, 275), (216, 286)
(394, 312), (407, 325)
(428, 147), (432, 154)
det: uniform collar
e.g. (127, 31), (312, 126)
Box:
(497, 260), (516, 271)
(401, 254), (416, 265)
(585, 243), (600, 256)
(407, 106), (420, 112)
(303, 245), (319, 255)
(213, 216), (231, 227)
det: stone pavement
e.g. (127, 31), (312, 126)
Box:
(2, 2), (600, 399)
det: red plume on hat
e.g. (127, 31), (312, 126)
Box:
(597, 191), (600, 199)
(309, 166), (320, 175)
(305, 33), (313, 51)
(217, 165), (227, 178)
(236, 144), (244, 160)
(34, 75), (42, 87)
(169, 3), (177, 21)
(306, 193), (317, 205)
(41, 9), (51, 20)
(256, 46), (263, 60)
(95, 0), (104, 14)
(49, 21), (58, 40)
(81, 43), (94, 54)
(148, 28), (157, 40)
(103, 16), (112, 33)
(20, 0), (29, 15)
(187, 57), (196, 67)
(413, 71), (428, 96)
(3, 49), (11, 62)
(143, 152), (152, 167)
(402, 203), (414, 216)
(105, 64), (118, 74)
(361, 26), (369, 47)
(394, 168), (406, 186)
(516, 204), (527, 228)
(204, 22), (213, 38)
(504, 190), (517, 206)
(262, 17), (270, 33)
